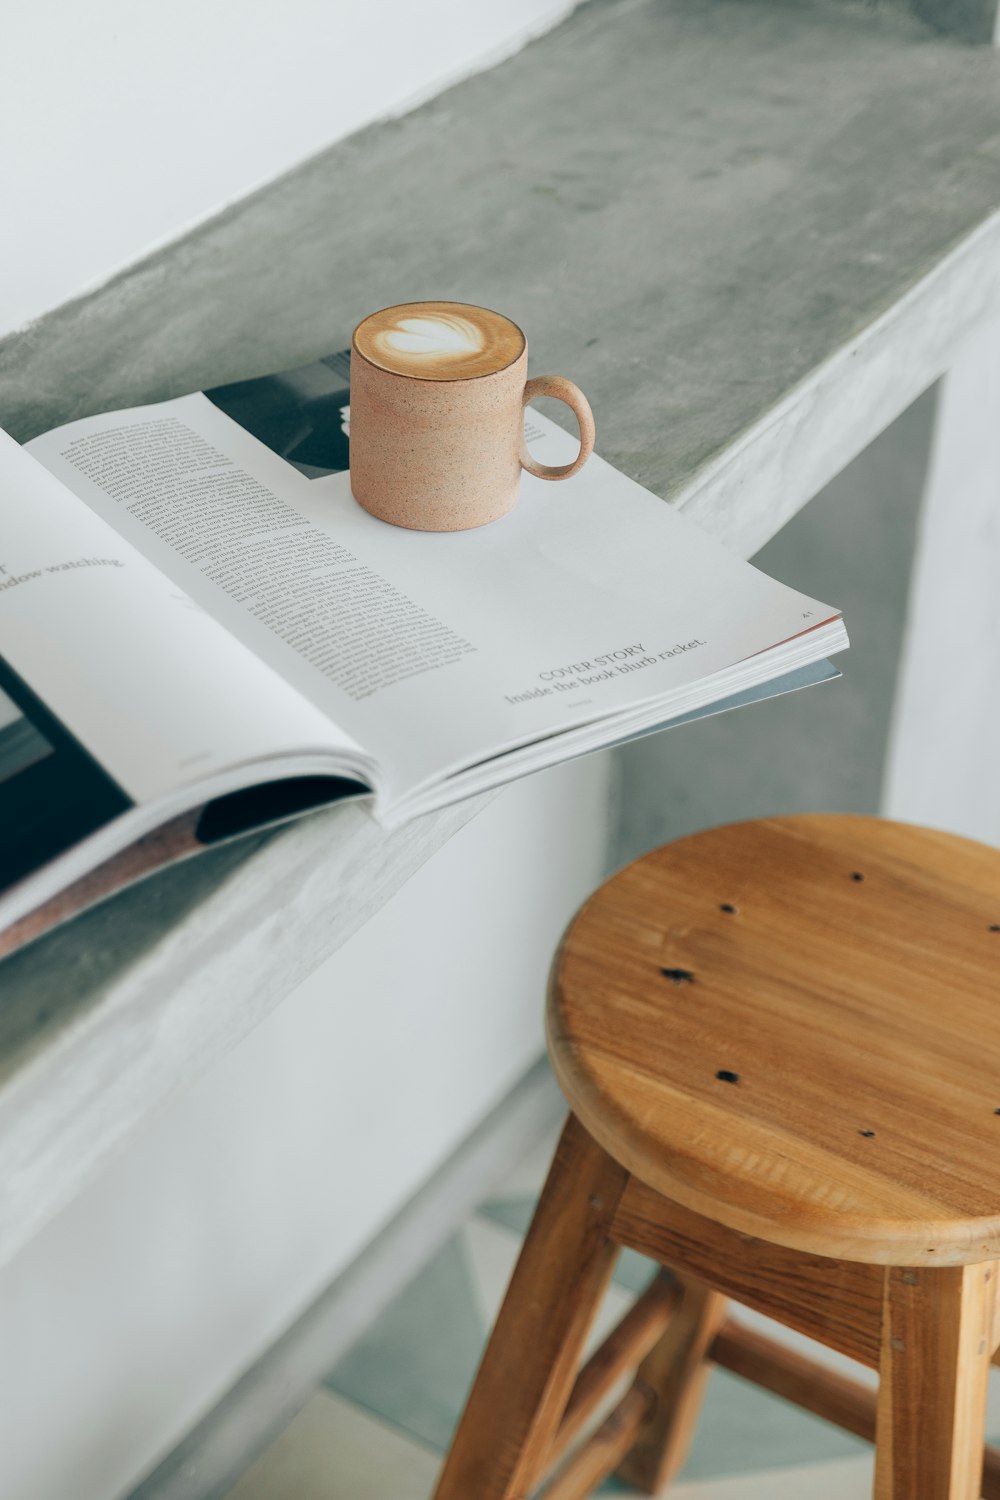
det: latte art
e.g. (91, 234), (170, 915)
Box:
(377, 313), (485, 361)
(354, 301), (525, 381)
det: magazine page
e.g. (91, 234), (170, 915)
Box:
(394, 657), (842, 823)
(28, 357), (844, 805)
(0, 430), (369, 809)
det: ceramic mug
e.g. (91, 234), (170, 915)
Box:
(349, 300), (595, 532)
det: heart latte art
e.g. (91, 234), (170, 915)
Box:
(354, 301), (525, 380)
(377, 313), (484, 361)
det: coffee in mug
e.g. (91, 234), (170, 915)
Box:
(349, 300), (595, 532)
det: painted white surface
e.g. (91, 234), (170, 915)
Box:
(883, 317), (1000, 844)
(0, 754), (609, 1500)
(1, 0), (574, 335)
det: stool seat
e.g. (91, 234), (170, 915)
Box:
(548, 813), (1000, 1266)
(438, 816), (1000, 1500)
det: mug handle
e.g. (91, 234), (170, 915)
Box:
(520, 375), (596, 481)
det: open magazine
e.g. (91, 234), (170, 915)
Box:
(0, 348), (847, 953)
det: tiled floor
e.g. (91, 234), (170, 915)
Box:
(222, 1122), (1000, 1499)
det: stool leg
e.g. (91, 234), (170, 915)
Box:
(615, 1278), (728, 1493)
(432, 1113), (629, 1500)
(874, 1262), (997, 1500)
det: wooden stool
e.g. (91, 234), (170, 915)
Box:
(432, 815), (1000, 1500)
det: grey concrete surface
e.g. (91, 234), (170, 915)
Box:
(912, 0), (999, 42)
(3, 0), (1000, 487)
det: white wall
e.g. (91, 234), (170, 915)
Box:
(0, 756), (610, 1500)
(2, 0), (574, 335)
(883, 318), (1000, 843)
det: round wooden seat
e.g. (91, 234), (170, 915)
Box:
(548, 813), (1000, 1266)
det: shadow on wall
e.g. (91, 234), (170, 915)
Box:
(612, 386), (937, 867)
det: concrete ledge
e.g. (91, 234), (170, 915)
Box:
(1, 0), (1000, 1274)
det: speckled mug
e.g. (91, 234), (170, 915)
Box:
(349, 300), (595, 532)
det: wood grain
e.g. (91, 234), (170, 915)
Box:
(550, 814), (1000, 1265)
(538, 1385), (652, 1500)
(440, 1113), (1000, 1493)
(549, 1271), (679, 1468)
(431, 1115), (628, 1500)
(616, 1279), (728, 1492)
(612, 1176), (884, 1365)
(874, 1263), (997, 1498)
